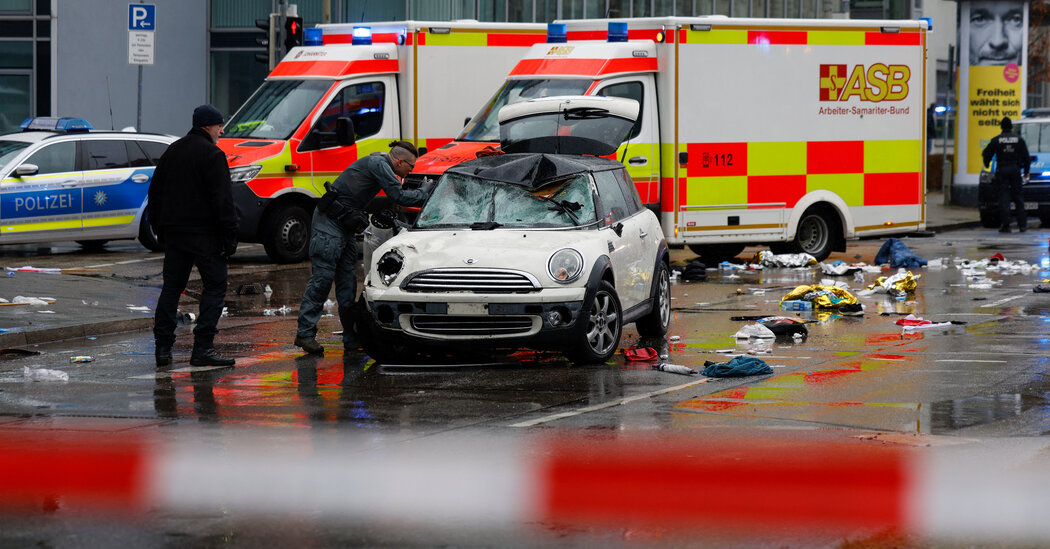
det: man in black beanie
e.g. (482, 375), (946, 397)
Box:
(983, 116), (1031, 233)
(148, 104), (239, 367)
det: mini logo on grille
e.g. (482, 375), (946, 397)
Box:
(464, 258), (476, 264)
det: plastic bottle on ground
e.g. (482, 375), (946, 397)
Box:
(653, 363), (698, 375)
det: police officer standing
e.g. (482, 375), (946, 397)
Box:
(294, 141), (427, 354)
(983, 116), (1032, 233)
(149, 105), (239, 367)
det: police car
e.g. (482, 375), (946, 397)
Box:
(360, 97), (670, 364)
(978, 109), (1050, 229)
(0, 117), (175, 250)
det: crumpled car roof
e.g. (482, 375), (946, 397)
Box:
(445, 152), (622, 190)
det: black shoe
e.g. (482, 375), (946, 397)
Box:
(999, 227), (1011, 233)
(155, 346), (173, 366)
(190, 348), (235, 367)
(294, 336), (324, 354)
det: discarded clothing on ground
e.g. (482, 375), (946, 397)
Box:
(681, 258), (707, 281)
(702, 356), (773, 377)
(624, 347), (659, 362)
(858, 270), (919, 298)
(734, 323), (775, 339)
(753, 316), (809, 338)
(750, 250), (817, 268)
(780, 284), (858, 309)
(895, 314), (955, 333)
(1035, 284), (1050, 293)
(819, 261), (862, 276)
(874, 238), (927, 269)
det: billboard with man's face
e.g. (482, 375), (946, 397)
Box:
(955, 0), (1028, 180)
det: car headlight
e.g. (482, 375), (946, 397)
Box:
(229, 164), (262, 182)
(548, 248), (584, 283)
(377, 249), (404, 286)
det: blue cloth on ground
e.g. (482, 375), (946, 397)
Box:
(874, 238), (927, 268)
(701, 356), (773, 377)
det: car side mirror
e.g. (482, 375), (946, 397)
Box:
(613, 222), (624, 237)
(15, 164), (38, 177)
(336, 117), (356, 147)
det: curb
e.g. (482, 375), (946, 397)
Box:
(0, 317), (155, 348)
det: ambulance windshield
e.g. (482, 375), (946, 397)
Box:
(458, 79), (591, 142)
(225, 80), (331, 140)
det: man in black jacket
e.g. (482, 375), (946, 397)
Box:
(148, 105), (239, 367)
(982, 116), (1032, 233)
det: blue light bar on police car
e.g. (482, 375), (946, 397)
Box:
(352, 26), (372, 45)
(20, 117), (93, 132)
(608, 22), (628, 42)
(547, 23), (567, 43)
(304, 27), (323, 46)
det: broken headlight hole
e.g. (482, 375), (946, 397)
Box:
(377, 250), (404, 286)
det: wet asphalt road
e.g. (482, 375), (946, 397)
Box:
(1, 228), (1050, 547)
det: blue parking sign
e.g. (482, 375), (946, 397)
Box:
(128, 4), (155, 30)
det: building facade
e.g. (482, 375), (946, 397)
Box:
(0, 0), (968, 137)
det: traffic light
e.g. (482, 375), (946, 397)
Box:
(284, 16), (304, 52)
(255, 14), (278, 70)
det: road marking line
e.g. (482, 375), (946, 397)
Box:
(935, 359), (1007, 363)
(979, 295), (1026, 308)
(82, 256), (165, 269)
(510, 378), (710, 428)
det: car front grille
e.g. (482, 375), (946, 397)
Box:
(409, 315), (535, 336)
(402, 268), (540, 293)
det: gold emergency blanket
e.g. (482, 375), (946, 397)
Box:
(780, 284), (858, 308)
(868, 271), (918, 296)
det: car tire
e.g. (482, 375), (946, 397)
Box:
(76, 240), (109, 251)
(687, 243), (745, 263)
(567, 280), (622, 365)
(980, 210), (1001, 228)
(781, 205), (840, 261)
(137, 214), (163, 252)
(636, 262), (670, 337)
(263, 205), (310, 263)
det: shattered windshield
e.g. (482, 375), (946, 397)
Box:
(457, 79), (592, 142)
(224, 80), (331, 140)
(415, 172), (597, 229)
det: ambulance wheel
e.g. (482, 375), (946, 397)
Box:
(687, 244), (745, 263)
(783, 205), (840, 261)
(636, 262), (670, 337)
(263, 205), (310, 263)
(567, 280), (622, 365)
(76, 240), (109, 251)
(138, 215), (162, 252)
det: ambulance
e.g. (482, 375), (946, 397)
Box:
(408, 17), (928, 261)
(221, 21), (546, 262)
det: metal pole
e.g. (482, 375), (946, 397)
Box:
(322, 0), (331, 24)
(943, 44), (955, 205)
(136, 64), (142, 131)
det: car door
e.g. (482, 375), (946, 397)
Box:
(300, 78), (395, 196)
(593, 168), (648, 309)
(78, 138), (146, 239)
(0, 140), (82, 242)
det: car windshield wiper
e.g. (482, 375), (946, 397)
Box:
(470, 221), (502, 230)
(535, 196), (582, 226)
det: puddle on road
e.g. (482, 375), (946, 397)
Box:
(928, 393), (1046, 432)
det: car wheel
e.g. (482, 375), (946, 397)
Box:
(263, 205), (310, 263)
(76, 240), (109, 251)
(636, 262), (670, 337)
(980, 210), (1001, 229)
(137, 214), (163, 252)
(687, 243), (745, 263)
(568, 280), (622, 365)
(789, 206), (840, 261)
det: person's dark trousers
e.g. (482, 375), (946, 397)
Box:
(996, 172), (1027, 231)
(154, 231), (229, 353)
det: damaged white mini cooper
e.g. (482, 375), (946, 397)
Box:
(359, 97), (670, 364)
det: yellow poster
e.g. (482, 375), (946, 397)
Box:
(967, 65), (1023, 173)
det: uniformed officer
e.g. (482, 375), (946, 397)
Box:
(294, 141), (428, 354)
(149, 104), (239, 367)
(983, 116), (1032, 233)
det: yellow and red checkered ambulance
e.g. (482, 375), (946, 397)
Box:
(219, 21), (546, 262)
(410, 17), (928, 261)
